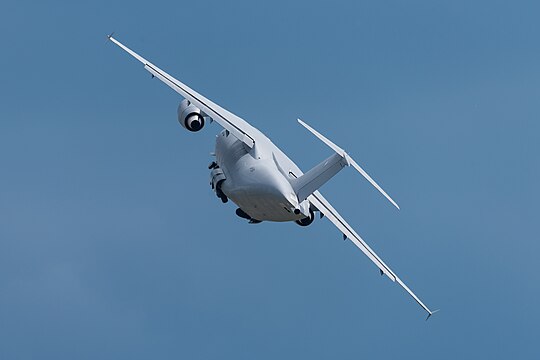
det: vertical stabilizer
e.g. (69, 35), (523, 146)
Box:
(291, 152), (348, 203)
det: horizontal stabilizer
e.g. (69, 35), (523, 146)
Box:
(426, 309), (440, 321)
(298, 119), (400, 210)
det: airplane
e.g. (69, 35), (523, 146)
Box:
(107, 35), (436, 319)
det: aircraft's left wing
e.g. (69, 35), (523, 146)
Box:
(308, 190), (435, 318)
(108, 35), (257, 148)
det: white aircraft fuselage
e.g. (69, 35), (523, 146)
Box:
(215, 128), (310, 222)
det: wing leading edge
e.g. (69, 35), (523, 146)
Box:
(107, 35), (258, 148)
(308, 191), (435, 317)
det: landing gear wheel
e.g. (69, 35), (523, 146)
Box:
(295, 209), (315, 227)
(215, 180), (228, 203)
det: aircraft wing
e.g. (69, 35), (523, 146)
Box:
(308, 190), (435, 317)
(108, 35), (257, 148)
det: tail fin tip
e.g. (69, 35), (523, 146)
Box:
(425, 309), (440, 321)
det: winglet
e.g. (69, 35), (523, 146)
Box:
(425, 309), (440, 321)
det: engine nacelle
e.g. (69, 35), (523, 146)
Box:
(178, 99), (205, 132)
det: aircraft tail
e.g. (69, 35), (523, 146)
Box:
(295, 119), (400, 210)
(291, 152), (348, 203)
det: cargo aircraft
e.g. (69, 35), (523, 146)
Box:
(108, 35), (436, 318)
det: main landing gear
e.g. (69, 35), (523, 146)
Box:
(209, 161), (228, 203)
(295, 209), (315, 227)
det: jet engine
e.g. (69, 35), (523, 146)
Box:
(178, 99), (205, 132)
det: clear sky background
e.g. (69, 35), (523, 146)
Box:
(1, 0), (539, 359)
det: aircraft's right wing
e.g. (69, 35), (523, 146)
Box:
(308, 190), (435, 318)
(108, 35), (258, 148)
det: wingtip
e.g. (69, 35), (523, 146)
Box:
(425, 309), (440, 321)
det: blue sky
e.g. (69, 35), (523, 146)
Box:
(1, 0), (539, 359)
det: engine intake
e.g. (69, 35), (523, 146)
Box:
(178, 99), (205, 132)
